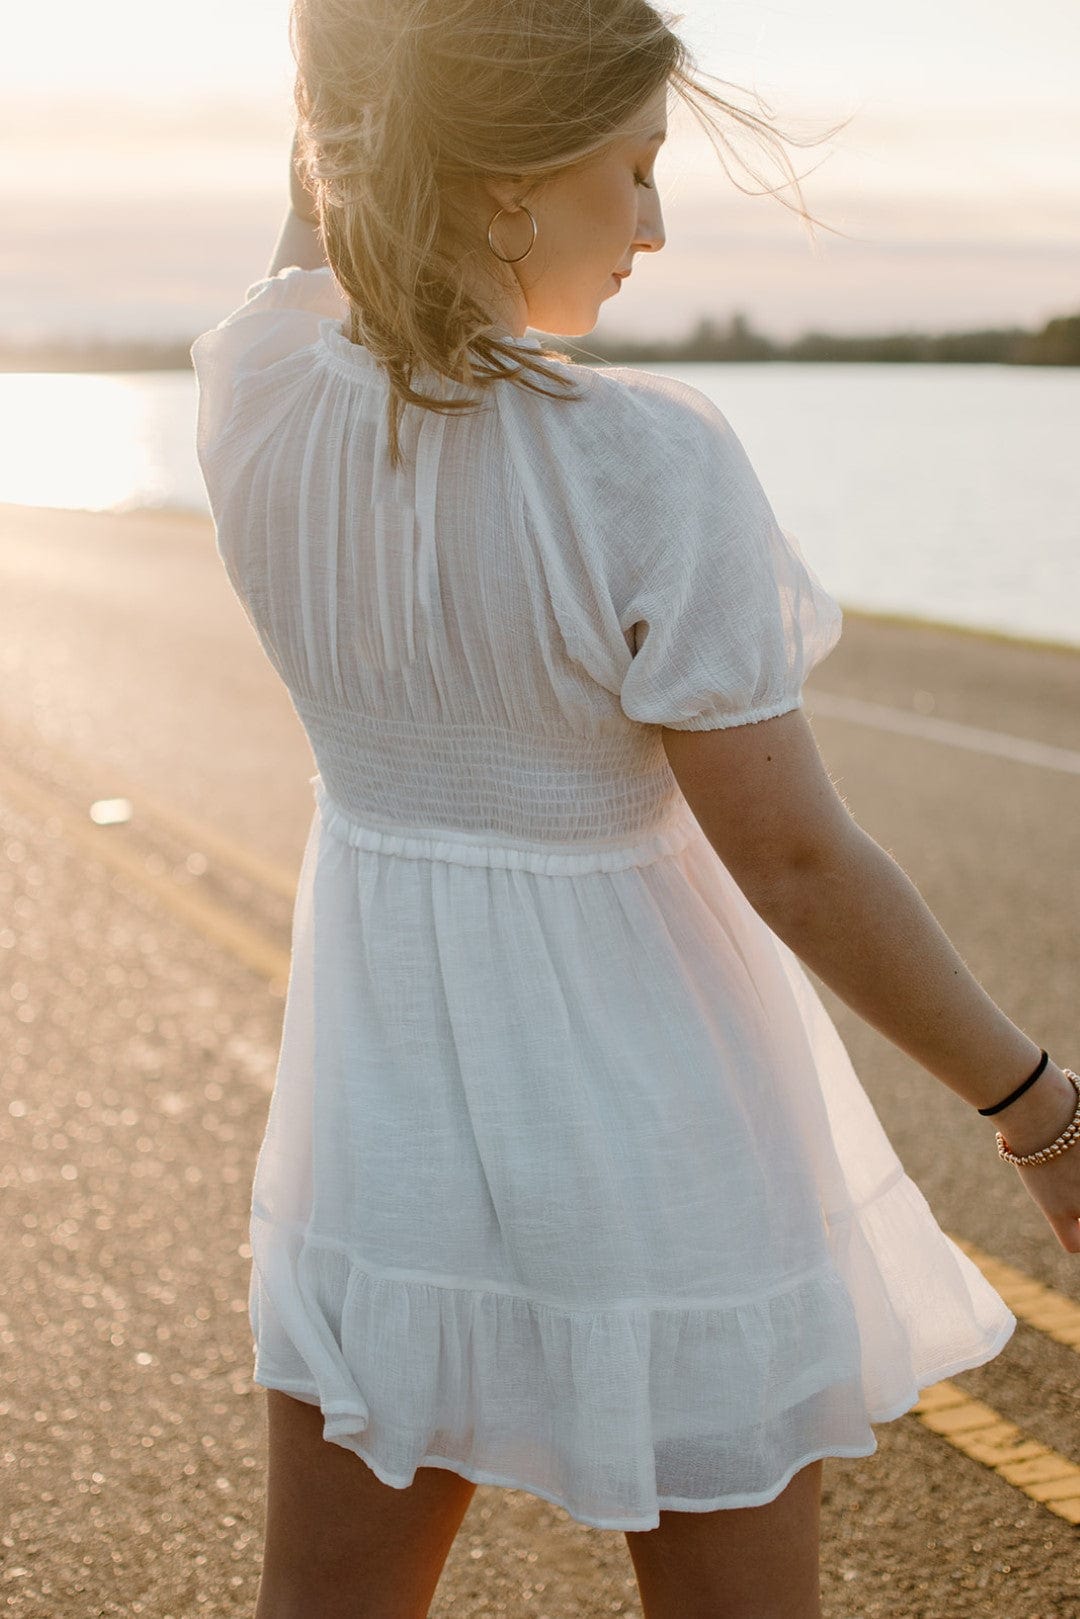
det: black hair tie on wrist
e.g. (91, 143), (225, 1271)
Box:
(978, 1049), (1050, 1115)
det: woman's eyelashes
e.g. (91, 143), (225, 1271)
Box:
(634, 170), (655, 189)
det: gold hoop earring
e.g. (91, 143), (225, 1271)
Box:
(486, 203), (537, 264)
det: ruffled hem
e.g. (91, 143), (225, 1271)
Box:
(252, 1382), (887, 1532)
(247, 1166), (1016, 1532)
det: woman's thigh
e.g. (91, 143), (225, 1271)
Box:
(623, 1459), (825, 1619)
(254, 1389), (477, 1619)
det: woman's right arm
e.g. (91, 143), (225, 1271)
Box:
(661, 706), (1080, 1250)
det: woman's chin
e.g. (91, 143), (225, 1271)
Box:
(558, 308), (605, 339)
(527, 300), (605, 340)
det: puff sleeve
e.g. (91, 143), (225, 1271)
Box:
(189, 264), (349, 468)
(611, 375), (843, 731)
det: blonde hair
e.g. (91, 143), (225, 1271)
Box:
(289, 0), (850, 471)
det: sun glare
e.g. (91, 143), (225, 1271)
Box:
(0, 374), (180, 512)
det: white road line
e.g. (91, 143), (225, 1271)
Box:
(806, 691), (1080, 777)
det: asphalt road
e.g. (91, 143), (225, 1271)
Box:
(1, 501), (1078, 1618)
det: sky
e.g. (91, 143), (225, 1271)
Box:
(2, 0), (1078, 345)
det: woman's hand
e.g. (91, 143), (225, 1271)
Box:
(993, 1065), (1080, 1253)
(1014, 1153), (1080, 1252)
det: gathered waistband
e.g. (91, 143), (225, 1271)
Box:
(310, 774), (697, 875)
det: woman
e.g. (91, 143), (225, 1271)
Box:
(190, 2), (1080, 1615)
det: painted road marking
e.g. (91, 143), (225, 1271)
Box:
(4, 745), (1080, 1525)
(912, 1382), (1080, 1525)
(807, 691), (1080, 777)
(913, 1235), (1080, 1524)
(0, 717), (299, 904)
(950, 1234), (1080, 1351)
(0, 757), (292, 995)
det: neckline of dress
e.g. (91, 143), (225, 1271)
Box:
(318, 317), (547, 380)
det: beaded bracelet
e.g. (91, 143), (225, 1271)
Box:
(996, 1069), (1080, 1166)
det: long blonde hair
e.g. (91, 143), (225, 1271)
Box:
(289, 0), (849, 471)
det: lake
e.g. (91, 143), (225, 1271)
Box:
(0, 360), (1076, 649)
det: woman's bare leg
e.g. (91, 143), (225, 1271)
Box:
(253, 1389), (477, 1619)
(623, 1459), (824, 1619)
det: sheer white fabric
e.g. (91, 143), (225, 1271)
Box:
(190, 265), (1015, 1531)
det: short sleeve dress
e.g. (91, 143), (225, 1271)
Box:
(190, 264), (1015, 1532)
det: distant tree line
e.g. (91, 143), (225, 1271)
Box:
(2, 306), (1078, 373)
(561, 308), (1080, 367)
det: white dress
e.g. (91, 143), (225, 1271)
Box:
(190, 264), (1015, 1532)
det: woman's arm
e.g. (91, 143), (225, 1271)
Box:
(289, 128), (319, 224)
(662, 708), (1080, 1150)
(265, 207), (327, 277)
(264, 130), (327, 277)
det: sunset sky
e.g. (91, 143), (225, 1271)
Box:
(3, 0), (1078, 346)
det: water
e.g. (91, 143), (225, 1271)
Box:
(0, 361), (1077, 649)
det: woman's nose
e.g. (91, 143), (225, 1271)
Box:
(635, 199), (665, 255)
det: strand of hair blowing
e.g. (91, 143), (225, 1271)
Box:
(288, 0), (852, 472)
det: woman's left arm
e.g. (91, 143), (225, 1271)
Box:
(265, 131), (326, 277)
(265, 207), (327, 277)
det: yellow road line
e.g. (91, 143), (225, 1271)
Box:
(912, 1381), (1080, 1525)
(950, 1234), (1080, 1352)
(912, 1236), (1080, 1523)
(0, 717), (300, 903)
(0, 757), (292, 995)
(87, 773), (301, 904)
(5, 748), (1080, 1524)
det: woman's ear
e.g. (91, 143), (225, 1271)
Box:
(481, 177), (531, 216)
